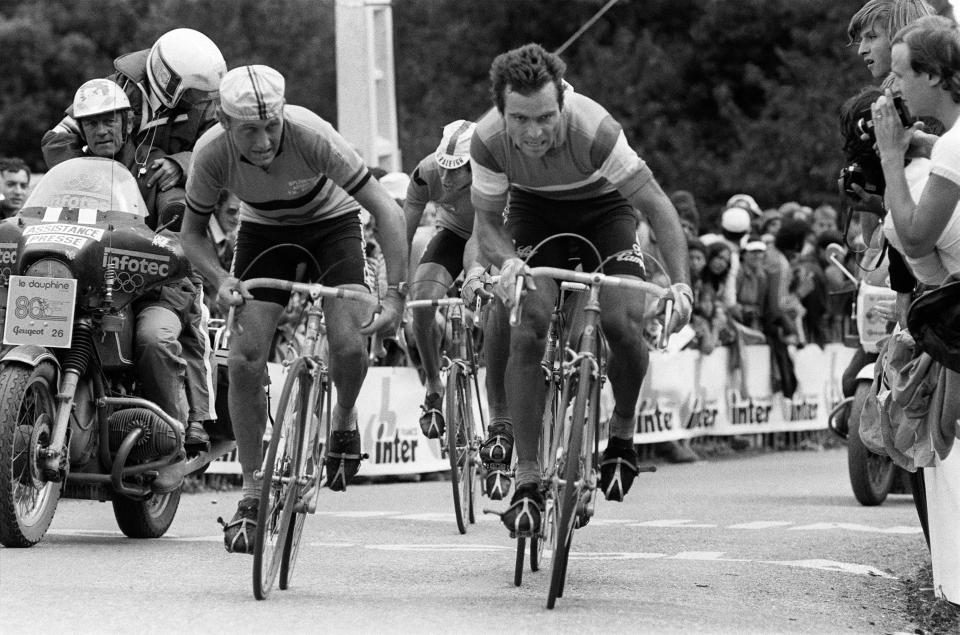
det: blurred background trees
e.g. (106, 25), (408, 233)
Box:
(1, 0), (871, 225)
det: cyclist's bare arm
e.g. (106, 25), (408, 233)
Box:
(181, 205), (249, 306)
(475, 203), (515, 270)
(402, 198), (426, 248)
(354, 178), (409, 288)
(625, 178), (689, 287)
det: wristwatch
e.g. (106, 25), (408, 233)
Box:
(387, 282), (408, 298)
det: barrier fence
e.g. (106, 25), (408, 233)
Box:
(208, 343), (856, 475)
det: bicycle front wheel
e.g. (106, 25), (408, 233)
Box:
(446, 364), (470, 534)
(253, 359), (310, 600)
(280, 370), (329, 589)
(547, 363), (595, 609)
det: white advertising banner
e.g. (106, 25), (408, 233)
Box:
(210, 344), (857, 475)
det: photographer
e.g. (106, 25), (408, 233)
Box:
(873, 15), (960, 605)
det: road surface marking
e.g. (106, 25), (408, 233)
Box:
(628, 519), (718, 528)
(789, 522), (920, 534)
(728, 521), (794, 529)
(764, 558), (896, 579)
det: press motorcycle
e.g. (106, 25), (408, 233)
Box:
(0, 157), (234, 547)
(825, 243), (909, 506)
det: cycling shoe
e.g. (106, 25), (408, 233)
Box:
(418, 393), (445, 439)
(483, 465), (512, 501)
(218, 497), (259, 554)
(599, 438), (640, 502)
(325, 428), (364, 492)
(500, 482), (543, 537)
(479, 423), (513, 465)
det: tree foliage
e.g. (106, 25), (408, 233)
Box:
(2, 0), (872, 219)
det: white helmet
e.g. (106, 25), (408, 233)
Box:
(73, 78), (131, 119)
(146, 28), (226, 109)
(435, 120), (476, 170)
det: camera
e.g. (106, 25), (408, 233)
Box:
(855, 94), (913, 142)
(840, 155), (885, 198)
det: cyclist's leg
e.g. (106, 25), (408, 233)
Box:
(586, 200), (648, 501)
(496, 192), (566, 531)
(313, 213), (372, 490)
(224, 299), (283, 551)
(220, 221), (297, 552)
(480, 299), (514, 499)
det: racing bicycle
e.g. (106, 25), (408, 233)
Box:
(226, 278), (378, 600)
(405, 294), (487, 534)
(507, 265), (671, 608)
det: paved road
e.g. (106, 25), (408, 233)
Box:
(0, 448), (928, 633)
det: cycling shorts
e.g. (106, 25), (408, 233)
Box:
(233, 212), (367, 306)
(419, 227), (468, 279)
(506, 189), (645, 278)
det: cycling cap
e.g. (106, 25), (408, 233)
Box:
(435, 119), (476, 170)
(720, 207), (751, 233)
(146, 28), (226, 109)
(219, 65), (285, 121)
(379, 171), (410, 200)
(726, 193), (762, 217)
(73, 78), (131, 119)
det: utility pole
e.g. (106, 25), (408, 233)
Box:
(334, 0), (401, 171)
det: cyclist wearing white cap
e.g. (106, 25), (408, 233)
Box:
(403, 120), (513, 499)
(42, 28), (226, 228)
(67, 77), (217, 454)
(180, 64), (408, 554)
(472, 44), (693, 535)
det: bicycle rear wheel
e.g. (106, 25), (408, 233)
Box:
(446, 365), (470, 534)
(253, 359), (309, 600)
(547, 363), (595, 609)
(280, 369), (329, 589)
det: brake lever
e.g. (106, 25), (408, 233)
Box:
(658, 297), (674, 351)
(509, 274), (525, 327)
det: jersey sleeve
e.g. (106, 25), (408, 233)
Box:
(469, 133), (509, 212)
(406, 163), (430, 213)
(302, 117), (371, 196)
(184, 131), (223, 216)
(596, 130), (654, 201)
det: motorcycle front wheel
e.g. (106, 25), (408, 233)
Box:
(0, 361), (62, 547)
(847, 380), (896, 506)
(112, 489), (181, 538)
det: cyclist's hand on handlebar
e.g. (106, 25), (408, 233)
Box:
(461, 268), (493, 306)
(360, 287), (404, 336)
(660, 282), (694, 334)
(495, 257), (534, 308)
(216, 276), (252, 309)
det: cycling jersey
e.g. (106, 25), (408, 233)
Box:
(470, 91), (654, 213)
(407, 154), (474, 239)
(185, 105), (370, 226)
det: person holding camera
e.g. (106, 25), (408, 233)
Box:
(872, 15), (960, 605)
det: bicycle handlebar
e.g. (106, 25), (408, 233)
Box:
(405, 297), (465, 309)
(223, 278), (380, 344)
(507, 266), (675, 350)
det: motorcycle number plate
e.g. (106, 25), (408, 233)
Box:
(3, 275), (76, 348)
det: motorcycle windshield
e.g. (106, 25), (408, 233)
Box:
(23, 157), (148, 218)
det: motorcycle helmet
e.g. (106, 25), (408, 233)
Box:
(434, 120), (476, 170)
(146, 28), (226, 109)
(73, 78), (131, 119)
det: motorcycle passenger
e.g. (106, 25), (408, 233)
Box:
(67, 78), (216, 453)
(471, 44), (693, 534)
(180, 65), (407, 554)
(41, 27), (226, 228)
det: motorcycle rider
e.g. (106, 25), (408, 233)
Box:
(64, 77), (216, 452)
(41, 27), (226, 229)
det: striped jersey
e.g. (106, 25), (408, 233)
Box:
(407, 154), (474, 240)
(470, 91), (653, 213)
(185, 105), (370, 226)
